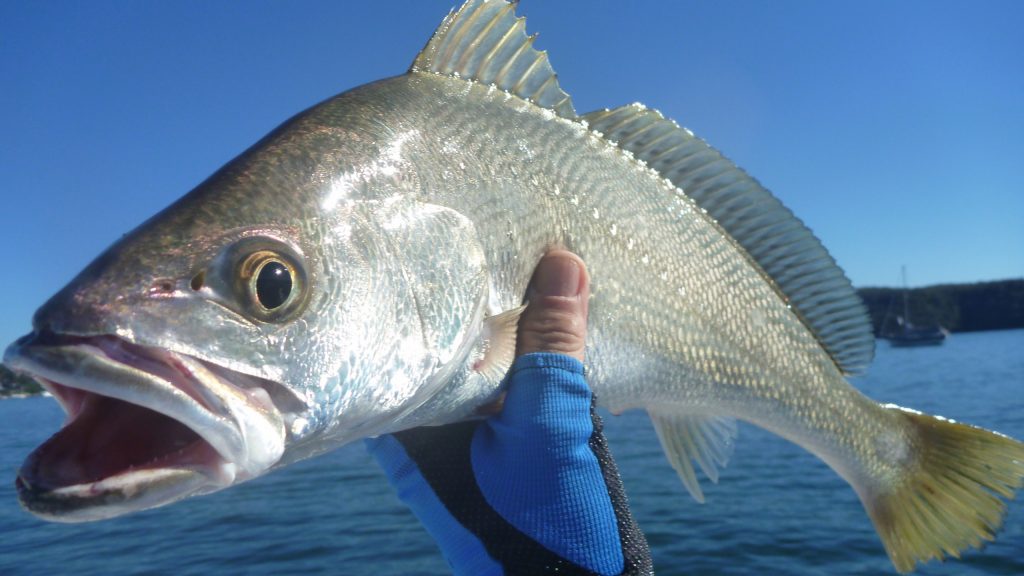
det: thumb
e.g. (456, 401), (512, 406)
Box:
(516, 250), (590, 361)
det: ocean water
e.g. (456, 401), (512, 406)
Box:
(1, 329), (1022, 575)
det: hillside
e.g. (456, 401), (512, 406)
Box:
(0, 363), (43, 397)
(857, 278), (1024, 336)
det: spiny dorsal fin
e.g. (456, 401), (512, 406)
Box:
(649, 411), (738, 503)
(583, 104), (874, 375)
(411, 0), (576, 118)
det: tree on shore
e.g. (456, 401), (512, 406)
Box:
(857, 279), (1024, 336)
(0, 364), (43, 396)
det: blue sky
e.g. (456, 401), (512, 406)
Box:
(2, 1), (1022, 348)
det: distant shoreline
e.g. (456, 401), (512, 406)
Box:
(1, 392), (50, 400)
(857, 278), (1024, 335)
(0, 364), (44, 398)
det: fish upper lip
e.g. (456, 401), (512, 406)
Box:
(5, 331), (287, 491)
(7, 333), (242, 464)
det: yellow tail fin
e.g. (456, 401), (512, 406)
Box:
(866, 408), (1024, 572)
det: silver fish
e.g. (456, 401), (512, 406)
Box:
(4, 1), (1022, 572)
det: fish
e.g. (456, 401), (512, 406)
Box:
(4, 0), (1022, 572)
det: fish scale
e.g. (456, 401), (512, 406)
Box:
(387, 70), (890, 480)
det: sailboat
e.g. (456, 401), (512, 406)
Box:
(886, 266), (947, 347)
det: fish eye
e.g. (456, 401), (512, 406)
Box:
(255, 260), (292, 310)
(237, 249), (305, 322)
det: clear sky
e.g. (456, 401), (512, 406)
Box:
(2, 1), (1022, 348)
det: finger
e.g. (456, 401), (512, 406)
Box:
(516, 249), (590, 361)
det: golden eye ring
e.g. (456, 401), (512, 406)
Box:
(237, 250), (305, 322)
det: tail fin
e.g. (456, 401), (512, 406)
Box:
(865, 407), (1024, 572)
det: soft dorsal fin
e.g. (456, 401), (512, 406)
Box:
(583, 104), (874, 375)
(411, 0), (576, 118)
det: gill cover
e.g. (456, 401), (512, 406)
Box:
(360, 197), (492, 430)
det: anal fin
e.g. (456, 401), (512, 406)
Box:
(649, 411), (738, 503)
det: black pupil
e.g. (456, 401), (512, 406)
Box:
(255, 261), (292, 310)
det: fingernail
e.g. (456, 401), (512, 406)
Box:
(532, 254), (581, 297)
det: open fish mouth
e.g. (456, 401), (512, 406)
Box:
(4, 332), (292, 522)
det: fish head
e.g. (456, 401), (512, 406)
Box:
(5, 83), (490, 521)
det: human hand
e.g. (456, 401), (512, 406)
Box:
(366, 250), (652, 575)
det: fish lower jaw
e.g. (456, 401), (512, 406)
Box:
(14, 387), (243, 522)
(5, 332), (287, 521)
(16, 450), (234, 524)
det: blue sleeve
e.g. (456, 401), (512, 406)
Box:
(472, 353), (624, 574)
(366, 434), (503, 575)
(367, 352), (649, 576)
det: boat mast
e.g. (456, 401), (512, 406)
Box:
(902, 265), (910, 327)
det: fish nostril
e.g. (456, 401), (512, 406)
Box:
(149, 278), (177, 296)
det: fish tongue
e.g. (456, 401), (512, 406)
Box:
(22, 393), (205, 490)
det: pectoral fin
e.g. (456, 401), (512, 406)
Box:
(649, 411), (738, 503)
(473, 304), (528, 385)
